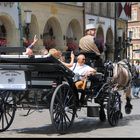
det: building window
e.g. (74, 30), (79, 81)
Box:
(91, 3), (94, 14)
(85, 2), (92, 14)
(131, 9), (137, 21)
(107, 3), (111, 17)
(132, 27), (136, 39)
(138, 28), (140, 39)
(130, 27), (140, 39)
(99, 3), (103, 16)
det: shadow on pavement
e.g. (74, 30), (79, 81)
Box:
(9, 113), (140, 136)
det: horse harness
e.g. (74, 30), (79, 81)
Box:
(117, 60), (132, 88)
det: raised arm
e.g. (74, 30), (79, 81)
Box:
(61, 51), (75, 68)
(24, 35), (38, 56)
(27, 35), (38, 49)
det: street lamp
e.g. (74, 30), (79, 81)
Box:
(127, 30), (133, 60)
(116, 28), (123, 61)
(24, 10), (32, 40)
(117, 28), (123, 38)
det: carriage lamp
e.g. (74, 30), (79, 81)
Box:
(116, 28), (123, 61)
(117, 28), (123, 49)
(117, 28), (123, 39)
(24, 10), (32, 40)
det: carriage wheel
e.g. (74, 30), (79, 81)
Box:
(107, 91), (121, 126)
(0, 90), (16, 132)
(50, 83), (77, 134)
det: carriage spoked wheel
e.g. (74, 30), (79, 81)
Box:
(50, 83), (77, 134)
(0, 90), (16, 132)
(107, 91), (122, 126)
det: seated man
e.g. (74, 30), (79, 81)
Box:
(70, 54), (96, 88)
(69, 54), (96, 104)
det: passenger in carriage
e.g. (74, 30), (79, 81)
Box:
(70, 54), (96, 79)
(48, 48), (75, 68)
(69, 54), (97, 105)
(23, 35), (38, 56)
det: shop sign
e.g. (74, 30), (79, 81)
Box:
(96, 17), (105, 25)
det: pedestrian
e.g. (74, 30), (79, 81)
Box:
(132, 60), (140, 98)
(135, 60), (140, 75)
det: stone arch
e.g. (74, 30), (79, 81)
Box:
(105, 27), (114, 61)
(29, 14), (39, 44)
(66, 18), (82, 44)
(95, 25), (104, 54)
(66, 19), (82, 53)
(0, 12), (17, 47)
(43, 17), (62, 50)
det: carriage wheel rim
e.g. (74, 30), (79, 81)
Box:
(0, 91), (16, 132)
(107, 91), (121, 126)
(50, 83), (76, 134)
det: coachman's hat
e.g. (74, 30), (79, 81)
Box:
(86, 23), (96, 31)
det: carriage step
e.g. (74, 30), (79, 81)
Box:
(87, 106), (100, 117)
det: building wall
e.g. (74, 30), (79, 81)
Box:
(0, 2), (19, 47)
(85, 2), (115, 18)
(0, 2), (84, 54)
(85, 2), (130, 61)
(85, 2), (115, 61)
(128, 2), (140, 60)
(20, 2), (84, 52)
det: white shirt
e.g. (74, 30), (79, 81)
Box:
(70, 63), (93, 79)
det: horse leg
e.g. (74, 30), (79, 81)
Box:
(124, 86), (133, 114)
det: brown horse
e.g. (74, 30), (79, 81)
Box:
(111, 59), (135, 114)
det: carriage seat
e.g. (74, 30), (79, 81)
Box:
(74, 72), (104, 91)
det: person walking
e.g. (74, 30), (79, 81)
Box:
(132, 60), (140, 98)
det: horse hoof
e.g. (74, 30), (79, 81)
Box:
(125, 108), (131, 114)
(125, 105), (132, 114)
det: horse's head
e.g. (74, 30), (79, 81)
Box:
(112, 59), (132, 88)
(104, 60), (114, 79)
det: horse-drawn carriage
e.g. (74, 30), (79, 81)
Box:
(0, 52), (128, 134)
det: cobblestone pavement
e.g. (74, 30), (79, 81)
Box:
(0, 93), (140, 138)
